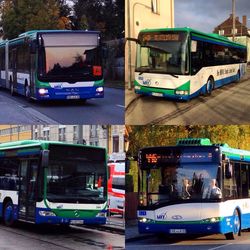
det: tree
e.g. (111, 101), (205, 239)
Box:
(72, 0), (124, 40)
(1, 0), (63, 39)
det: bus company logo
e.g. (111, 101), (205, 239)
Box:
(53, 84), (63, 89)
(172, 215), (183, 220)
(142, 79), (151, 86)
(74, 210), (80, 217)
(57, 204), (63, 209)
(156, 211), (167, 220)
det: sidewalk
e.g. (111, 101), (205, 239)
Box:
(125, 65), (250, 109)
(105, 80), (124, 89)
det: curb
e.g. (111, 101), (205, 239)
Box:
(125, 90), (141, 111)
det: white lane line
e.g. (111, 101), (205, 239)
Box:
(116, 104), (125, 108)
(208, 243), (233, 250)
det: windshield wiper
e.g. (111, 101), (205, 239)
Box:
(169, 73), (179, 78)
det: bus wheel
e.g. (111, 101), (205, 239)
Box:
(3, 201), (15, 227)
(225, 209), (241, 240)
(25, 84), (31, 100)
(10, 82), (15, 96)
(205, 77), (214, 96)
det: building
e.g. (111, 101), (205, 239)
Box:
(214, 14), (250, 63)
(0, 125), (125, 157)
(0, 125), (32, 143)
(125, 0), (175, 88)
(32, 125), (125, 156)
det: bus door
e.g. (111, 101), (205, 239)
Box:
(9, 48), (17, 90)
(19, 160), (38, 222)
(30, 51), (36, 97)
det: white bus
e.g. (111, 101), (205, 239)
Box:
(131, 27), (247, 100)
(137, 138), (250, 240)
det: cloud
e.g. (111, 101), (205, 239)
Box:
(175, 0), (250, 33)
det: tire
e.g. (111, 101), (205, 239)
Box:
(3, 201), (15, 227)
(10, 82), (15, 96)
(205, 77), (214, 96)
(225, 209), (241, 240)
(25, 84), (31, 100)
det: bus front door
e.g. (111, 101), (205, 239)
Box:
(19, 160), (38, 222)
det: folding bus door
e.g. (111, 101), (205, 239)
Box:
(19, 159), (39, 222)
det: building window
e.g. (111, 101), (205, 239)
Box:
(151, 0), (159, 14)
(232, 28), (238, 35)
(73, 125), (78, 140)
(34, 131), (38, 140)
(113, 136), (119, 153)
(43, 130), (50, 141)
(59, 127), (66, 141)
(219, 30), (224, 35)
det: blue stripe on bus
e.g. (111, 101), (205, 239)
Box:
(35, 208), (106, 225)
(138, 213), (250, 235)
(34, 86), (104, 100)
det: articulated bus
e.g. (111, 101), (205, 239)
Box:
(137, 138), (250, 240)
(108, 162), (125, 216)
(0, 140), (107, 226)
(132, 27), (247, 100)
(0, 30), (104, 101)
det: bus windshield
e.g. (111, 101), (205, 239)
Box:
(38, 33), (102, 82)
(46, 145), (107, 204)
(140, 163), (221, 207)
(136, 31), (189, 75)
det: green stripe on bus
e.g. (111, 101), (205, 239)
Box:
(134, 80), (190, 95)
(51, 209), (100, 218)
(94, 79), (104, 86)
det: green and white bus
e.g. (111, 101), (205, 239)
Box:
(0, 140), (107, 226)
(132, 27), (247, 100)
(138, 138), (250, 239)
(0, 30), (104, 101)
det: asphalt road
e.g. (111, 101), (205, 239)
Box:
(126, 231), (250, 250)
(0, 87), (124, 124)
(125, 79), (250, 125)
(0, 222), (124, 250)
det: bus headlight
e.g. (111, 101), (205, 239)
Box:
(139, 217), (154, 223)
(96, 87), (103, 93)
(175, 90), (189, 95)
(38, 88), (49, 95)
(39, 210), (56, 216)
(202, 217), (220, 223)
(96, 212), (107, 217)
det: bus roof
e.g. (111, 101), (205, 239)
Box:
(0, 30), (100, 45)
(0, 140), (105, 151)
(139, 27), (246, 49)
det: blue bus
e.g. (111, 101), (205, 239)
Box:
(137, 138), (250, 239)
(0, 30), (104, 101)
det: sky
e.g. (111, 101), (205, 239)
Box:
(175, 0), (250, 33)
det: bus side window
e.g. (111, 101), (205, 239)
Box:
(191, 40), (203, 75)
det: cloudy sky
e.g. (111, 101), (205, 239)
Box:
(175, 0), (250, 33)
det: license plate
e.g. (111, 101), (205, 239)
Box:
(67, 95), (80, 100)
(70, 220), (84, 225)
(152, 92), (163, 97)
(169, 229), (186, 234)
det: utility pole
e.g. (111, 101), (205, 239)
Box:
(232, 0), (236, 41)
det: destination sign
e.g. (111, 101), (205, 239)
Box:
(141, 33), (180, 42)
(144, 152), (213, 165)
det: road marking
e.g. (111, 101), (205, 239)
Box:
(208, 243), (233, 250)
(116, 104), (125, 108)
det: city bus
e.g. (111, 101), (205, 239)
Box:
(137, 138), (250, 239)
(131, 27), (247, 100)
(108, 161), (125, 216)
(0, 140), (108, 226)
(0, 30), (104, 101)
